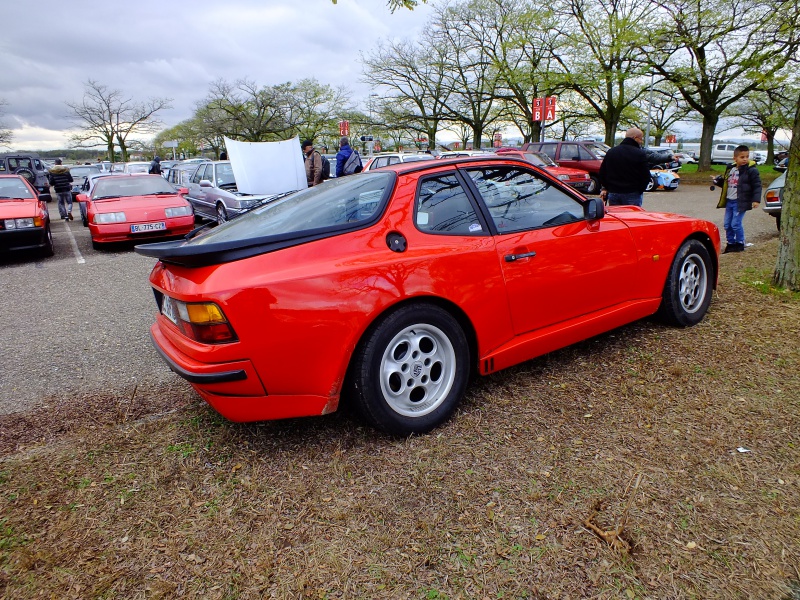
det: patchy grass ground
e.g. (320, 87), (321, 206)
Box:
(1, 238), (799, 599)
(677, 163), (783, 186)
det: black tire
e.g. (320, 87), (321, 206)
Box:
(91, 239), (101, 251)
(655, 239), (713, 327)
(349, 303), (470, 436)
(646, 175), (656, 192)
(776, 215), (781, 231)
(39, 225), (54, 258)
(586, 175), (601, 195)
(14, 167), (36, 185)
(216, 203), (228, 225)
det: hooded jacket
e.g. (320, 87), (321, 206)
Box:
(47, 165), (74, 193)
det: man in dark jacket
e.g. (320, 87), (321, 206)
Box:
(335, 136), (361, 177)
(598, 128), (651, 206)
(712, 145), (762, 253)
(149, 156), (162, 175)
(47, 159), (74, 221)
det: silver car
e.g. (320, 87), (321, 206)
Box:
(184, 161), (274, 224)
(763, 159), (787, 230)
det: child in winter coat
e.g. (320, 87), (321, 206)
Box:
(712, 145), (762, 253)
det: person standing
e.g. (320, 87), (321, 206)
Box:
(335, 136), (362, 177)
(148, 156), (162, 175)
(301, 139), (323, 187)
(47, 159), (74, 221)
(598, 128), (651, 206)
(712, 145), (762, 253)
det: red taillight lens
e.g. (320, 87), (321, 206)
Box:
(160, 296), (237, 344)
(765, 190), (781, 205)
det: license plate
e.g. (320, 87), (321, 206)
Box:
(131, 221), (166, 233)
(161, 295), (178, 324)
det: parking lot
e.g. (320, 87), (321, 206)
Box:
(0, 184), (781, 417)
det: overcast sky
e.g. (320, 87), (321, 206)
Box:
(1, 0), (434, 151)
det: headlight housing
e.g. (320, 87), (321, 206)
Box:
(165, 205), (193, 218)
(2, 218), (37, 229)
(557, 174), (569, 181)
(93, 212), (127, 224)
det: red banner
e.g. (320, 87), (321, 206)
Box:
(533, 96), (557, 121)
(339, 120), (349, 136)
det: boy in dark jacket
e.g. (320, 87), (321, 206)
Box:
(47, 159), (74, 221)
(713, 145), (762, 253)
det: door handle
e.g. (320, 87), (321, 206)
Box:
(504, 251), (536, 262)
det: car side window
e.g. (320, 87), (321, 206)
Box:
(34, 159), (44, 170)
(0, 162), (6, 173)
(190, 166), (204, 184)
(415, 173), (484, 235)
(578, 145), (595, 160)
(538, 143), (557, 160)
(388, 156), (401, 165)
(465, 166), (584, 234)
(374, 157), (389, 169)
(560, 144), (581, 160)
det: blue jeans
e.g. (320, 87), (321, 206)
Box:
(57, 191), (73, 219)
(607, 191), (643, 207)
(723, 201), (745, 244)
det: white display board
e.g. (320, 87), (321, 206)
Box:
(224, 136), (307, 195)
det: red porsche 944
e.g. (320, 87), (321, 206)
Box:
(136, 156), (720, 436)
(77, 174), (194, 249)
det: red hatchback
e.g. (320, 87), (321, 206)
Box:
(137, 156), (720, 436)
(77, 174), (194, 249)
(496, 149), (592, 192)
(0, 174), (53, 257)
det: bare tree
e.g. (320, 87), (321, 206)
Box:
(66, 80), (171, 162)
(627, 81), (693, 146)
(0, 99), (12, 148)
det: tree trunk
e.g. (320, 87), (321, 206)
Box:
(603, 119), (616, 147)
(772, 94), (800, 290)
(697, 114), (718, 172)
(106, 141), (114, 162)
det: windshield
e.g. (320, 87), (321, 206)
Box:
(190, 173), (393, 245)
(70, 166), (101, 178)
(92, 176), (177, 199)
(524, 152), (556, 167)
(126, 163), (150, 173)
(0, 178), (35, 199)
(584, 142), (610, 157)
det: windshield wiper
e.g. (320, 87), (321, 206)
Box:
(241, 190), (297, 214)
(93, 195), (121, 200)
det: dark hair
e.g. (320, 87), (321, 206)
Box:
(301, 139), (313, 150)
(733, 145), (749, 156)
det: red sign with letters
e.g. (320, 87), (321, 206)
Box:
(533, 97), (557, 121)
(339, 120), (349, 136)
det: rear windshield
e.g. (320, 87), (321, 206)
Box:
(70, 166), (101, 178)
(92, 176), (177, 199)
(189, 173), (393, 246)
(0, 177), (35, 199)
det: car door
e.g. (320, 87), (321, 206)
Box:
(186, 164), (213, 217)
(463, 165), (639, 335)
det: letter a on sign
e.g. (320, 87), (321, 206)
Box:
(544, 96), (557, 121)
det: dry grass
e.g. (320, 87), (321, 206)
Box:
(1, 238), (799, 600)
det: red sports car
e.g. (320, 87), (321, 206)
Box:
(136, 156), (720, 436)
(0, 174), (53, 257)
(76, 174), (194, 249)
(496, 148), (592, 191)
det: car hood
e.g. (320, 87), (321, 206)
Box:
(92, 195), (188, 213)
(0, 199), (39, 218)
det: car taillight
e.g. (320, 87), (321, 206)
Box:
(765, 190), (781, 205)
(160, 295), (237, 344)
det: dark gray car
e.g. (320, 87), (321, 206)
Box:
(185, 161), (275, 224)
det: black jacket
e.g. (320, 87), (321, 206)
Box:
(47, 165), (73, 193)
(598, 138), (651, 194)
(714, 162), (762, 212)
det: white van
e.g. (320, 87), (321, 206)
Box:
(711, 143), (764, 164)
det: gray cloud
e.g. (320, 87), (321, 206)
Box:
(2, 0), (433, 149)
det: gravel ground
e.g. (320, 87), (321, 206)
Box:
(0, 185), (781, 416)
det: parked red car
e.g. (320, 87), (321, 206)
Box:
(0, 174), (53, 257)
(76, 174), (194, 249)
(495, 148), (592, 191)
(137, 156), (720, 436)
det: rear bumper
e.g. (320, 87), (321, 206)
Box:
(149, 322), (336, 422)
(763, 204), (782, 217)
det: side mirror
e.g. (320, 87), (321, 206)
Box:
(199, 180), (213, 188)
(178, 187), (189, 195)
(585, 197), (604, 220)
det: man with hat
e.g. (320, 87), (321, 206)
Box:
(301, 139), (323, 187)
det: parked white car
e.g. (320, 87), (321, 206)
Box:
(711, 144), (764, 165)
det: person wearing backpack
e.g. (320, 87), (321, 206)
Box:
(336, 136), (362, 177)
(301, 139), (324, 187)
